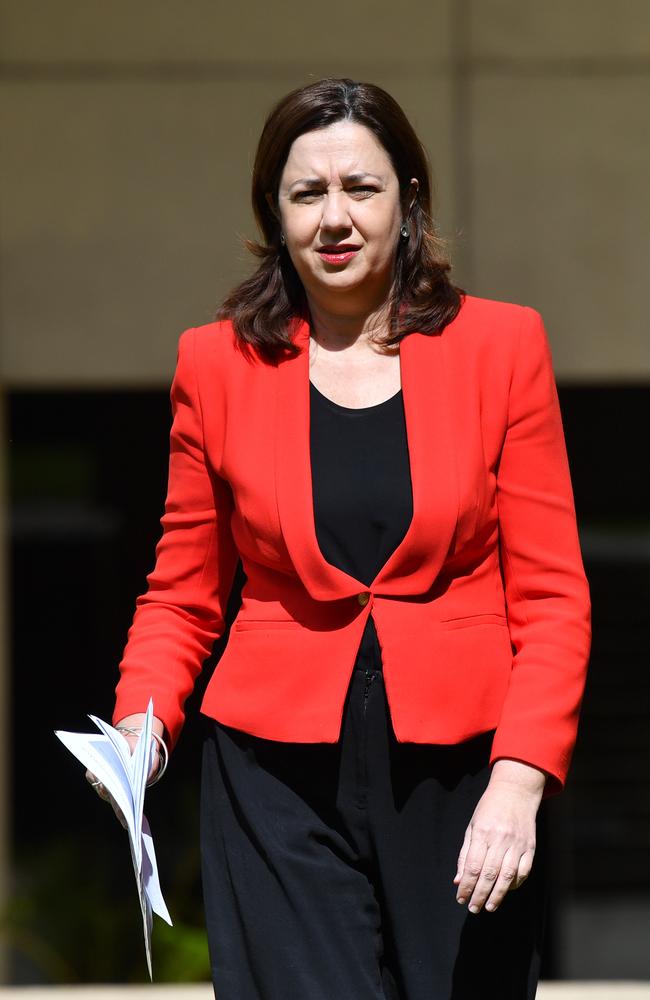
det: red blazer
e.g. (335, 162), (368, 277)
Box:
(112, 293), (591, 798)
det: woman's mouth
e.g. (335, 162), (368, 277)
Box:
(316, 246), (361, 265)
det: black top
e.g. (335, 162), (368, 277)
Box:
(309, 377), (414, 661)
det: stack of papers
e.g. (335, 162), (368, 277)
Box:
(55, 698), (172, 979)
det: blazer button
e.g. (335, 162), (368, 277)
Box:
(357, 592), (370, 606)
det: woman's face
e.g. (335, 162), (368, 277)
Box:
(272, 120), (417, 311)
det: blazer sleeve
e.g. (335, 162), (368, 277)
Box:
(111, 327), (240, 751)
(489, 307), (592, 798)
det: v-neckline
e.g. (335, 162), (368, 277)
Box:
(273, 314), (461, 601)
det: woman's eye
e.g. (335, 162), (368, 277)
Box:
(293, 186), (376, 201)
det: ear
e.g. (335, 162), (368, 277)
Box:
(405, 177), (419, 217)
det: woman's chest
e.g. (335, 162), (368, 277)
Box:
(205, 332), (511, 571)
(308, 346), (402, 408)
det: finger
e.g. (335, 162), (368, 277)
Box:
(465, 845), (508, 912)
(91, 780), (110, 802)
(456, 836), (488, 905)
(453, 825), (472, 884)
(482, 846), (522, 912)
(112, 803), (127, 829)
(86, 770), (107, 798)
(512, 848), (535, 890)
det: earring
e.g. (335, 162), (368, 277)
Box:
(400, 222), (409, 239)
(280, 232), (286, 246)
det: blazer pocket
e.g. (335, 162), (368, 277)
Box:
(439, 613), (508, 630)
(234, 618), (304, 631)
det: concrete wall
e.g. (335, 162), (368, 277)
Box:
(1, 0), (648, 385)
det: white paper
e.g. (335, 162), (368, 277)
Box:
(55, 697), (173, 980)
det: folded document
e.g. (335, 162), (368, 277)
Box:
(55, 697), (172, 980)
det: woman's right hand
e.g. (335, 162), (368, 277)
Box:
(85, 725), (162, 829)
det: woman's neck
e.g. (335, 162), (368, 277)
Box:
(306, 297), (391, 354)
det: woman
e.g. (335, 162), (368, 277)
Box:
(87, 78), (591, 998)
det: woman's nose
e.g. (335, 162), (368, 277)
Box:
(320, 192), (351, 231)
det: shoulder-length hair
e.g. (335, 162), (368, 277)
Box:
(215, 77), (465, 362)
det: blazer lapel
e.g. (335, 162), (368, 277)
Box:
(274, 315), (460, 603)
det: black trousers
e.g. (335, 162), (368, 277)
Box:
(199, 618), (549, 999)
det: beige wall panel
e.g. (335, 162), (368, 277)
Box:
(0, 0), (452, 64)
(469, 0), (650, 60)
(372, 73), (457, 256)
(1, 79), (262, 385)
(468, 76), (649, 380)
(1, 70), (453, 385)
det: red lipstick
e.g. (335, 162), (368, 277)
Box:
(317, 244), (361, 265)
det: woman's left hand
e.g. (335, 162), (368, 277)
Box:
(453, 761), (545, 914)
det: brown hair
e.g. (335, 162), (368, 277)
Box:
(215, 77), (465, 362)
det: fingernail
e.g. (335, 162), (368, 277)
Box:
(457, 896), (466, 905)
(469, 904), (479, 914)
